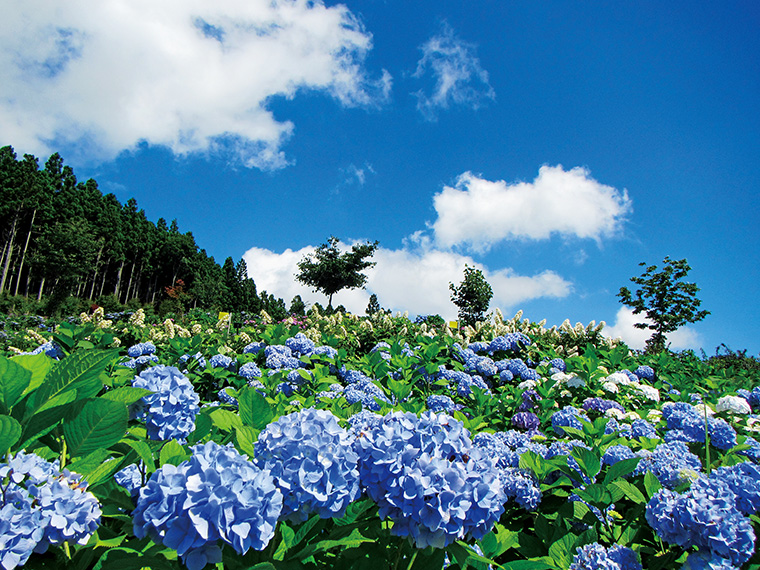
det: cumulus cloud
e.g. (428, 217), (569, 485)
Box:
(603, 307), (703, 351)
(432, 165), (632, 251)
(0, 0), (390, 168)
(242, 241), (571, 318)
(412, 22), (494, 120)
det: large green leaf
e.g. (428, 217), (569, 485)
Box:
(238, 387), (273, 429)
(159, 439), (189, 466)
(16, 397), (75, 451)
(29, 349), (117, 416)
(101, 387), (152, 405)
(0, 357), (31, 413)
(63, 398), (128, 457)
(13, 353), (53, 394)
(0, 414), (22, 455)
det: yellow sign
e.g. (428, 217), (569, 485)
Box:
(218, 312), (230, 320)
(449, 321), (458, 328)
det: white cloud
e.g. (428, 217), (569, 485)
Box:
(413, 22), (494, 120)
(432, 166), (632, 251)
(603, 307), (703, 351)
(242, 241), (571, 318)
(0, 0), (390, 168)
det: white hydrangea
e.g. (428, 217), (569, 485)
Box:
(632, 382), (660, 402)
(646, 409), (663, 422)
(716, 395), (752, 415)
(605, 408), (626, 420)
(606, 372), (633, 386)
(517, 379), (537, 390)
(746, 416), (760, 433)
(602, 381), (619, 394)
(693, 403), (715, 417)
(560, 390), (572, 398)
(567, 375), (586, 389)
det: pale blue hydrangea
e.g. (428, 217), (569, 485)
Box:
(132, 365), (200, 441)
(569, 542), (642, 570)
(114, 463), (143, 497)
(355, 411), (506, 548)
(253, 408), (360, 523)
(312, 345), (338, 359)
(646, 477), (755, 567)
(128, 342), (156, 357)
(551, 406), (590, 437)
(243, 341), (266, 355)
(0, 501), (47, 570)
(426, 394), (459, 413)
(30, 479), (101, 551)
(635, 441), (702, 488)
(343, 378), (391, 411)
(602, 444), (637, 467)
(133, 442), (282, 570)
(707, 462), (760, 515)
(285, 333), (315, 356)
(20, 341), (64, 360)
(209, 353), (235, 371)
(179, 352), (206, 370)
(662, 403), (737, 450)
(238, 362), (262, 381)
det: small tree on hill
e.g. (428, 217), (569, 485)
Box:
(617, 256), (710, 353)
(296, 236), (379, 310)
(449, 265), (493, 327)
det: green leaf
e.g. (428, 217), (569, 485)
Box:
(238, 387), (274, 429)
(292, 527), (371, 560)
(16, 399), (73, 451)
(209, 408), (243, 432)
(234, 425), (258, 458)
(121, 439), (156, 472)
(644, 470), (663, 498)
(273, 523), (296, 561)
(30, 349), (117, 415)
(571, 447), (601, 479)
(479, 524), (519, 558)
(611, 479), (647, 505)
(67, 448), (113, 477)
(548, 533), (579, 568)
(503, 562), (558, 570)
(93, 547), (177, 570)
(574, 484), (612, 507)
(101, 387), (152, 405)
(603, 456), (642, 485)
(159, 439), (188, 466)
(83, 456), (126, 487)
(63, 398), (128, 457)
(0, 357), (31, 413)
(409, 547), (447, 570)
(12, 353), (53, 394)
(0, 414), (22, 455)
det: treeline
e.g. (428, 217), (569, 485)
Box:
(0, 146), (287, 317)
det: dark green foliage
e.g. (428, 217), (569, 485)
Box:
(290, 295), (306, 316)
(296, 236), (379, 309)
(366, 294), (381, 316)
(617, 257), (710, 353)
(449, 265), (493, 327)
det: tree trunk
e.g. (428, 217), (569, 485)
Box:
(13, 209), (36, 296)
(89, 245), (103, 299)
(123, 261), (135, 304)
(37, 276), (45, 301)
(114, 259), (124, 298)
(0, 212), (19, 294)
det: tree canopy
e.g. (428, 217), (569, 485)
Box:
(449, 265), (493, 327)
(295, 236), (378, 309)
(617, 256), (710, 353)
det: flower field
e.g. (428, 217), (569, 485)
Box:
(1, 307), (759, 570)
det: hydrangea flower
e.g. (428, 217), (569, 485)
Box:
(209, 353), (235, 371)
(716, 395), (751, 415)
(114, 463), (143, 497)
(254, 408), (360, 522)
(634, 365), (655, 380)
(128, 342), (156, 357)
(238, 362), (262, 381)
(706, 462), (760, 515)
(569, 542), (642, 570)
(242, 341), (266, 355)
(682, 552), (739, 570)
(635, 441), (702, 488)
(426, 394), (459, 413)
(179, 352), (206, 370)
(343, 378), (391, 411)
(646, 477), (755, 567)
(355, 411), (506, 548)
(602, 444), (637, 467)
(0, 452), (101, 569)
(132, 365), (200, 441)
(285, 333), (315, 356)
(551, 406), (590, 437)
(19, 341), (64, 360)
(502, 469), (542, 510)
(548, 357), (567, 372)
(662, 402), (738, 450)
(313, 345), (338, 359)
(512, 412), (540, 431)
(582, 398), (625, 416)
(133, 442), (282, 570)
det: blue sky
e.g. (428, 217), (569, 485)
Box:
(2, 1), (759, 355)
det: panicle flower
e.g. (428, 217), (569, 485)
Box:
(132, 365), (200, 441)
(133, 442), (282, 570)
(253, 408), (360, 522)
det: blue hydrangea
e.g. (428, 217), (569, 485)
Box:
(502, 469), (542, 510)
(739, 436), (760, 462)
(133, 442), (282, 570)
(549, 358), (567, 372)
(312, 345), (338, 359)
(209, 353), (235, 371)
(682, 552), (738, 570)
(569, 543), (642, 570)
(340, 369), (372, 384)
(218, 388), (239, 407)
(132, 365), (200, 441)
(511, 412), (540, 431)
(355, 411), (506, 548)
(507, 359), (529, 378)
(343, 378), (391, 411)
(604, 418), (632, 438)
(498, 369), (514, 384)
(20, 341), (64, 360)
(426, 394), (459, 413)
(487, 333), (530, 354)
(265, 351), (302, 370)
(467, 341), (490, 354)
(114, 463), (143, 497)
(634, 365), (655, 380)
(551, 406), (590, 437)
(646, 478), (755, 567)
(253, 408), (360, 523)
(243, 341), (266, 355)
(285, 333), (315, 356)
(707, 462), (760, 515)
(238, 362), (262, 380)
(520, 368), (539, 382)
(631, 419), (658, 440)
(602, 444), (637, 467)
(128, 342), (156, 357)
(582, 398), (625, 415)
(635, 441), (702, 488)
(0, 452), (101, 567)
(662, 403), (737, 450)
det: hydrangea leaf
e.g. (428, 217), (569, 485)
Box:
(66, 448), (113, 477)
(548, 533), (579, 568)
(611, 480), (646, 505)
(13, 352), (53, 394)
(603, 456), (642, 485)
(0, 413), (21, 454)
(159, 439), (188, 466)
(0, 356), (31, 412)
(122, 438), (156, 472)
(85, 456), (127, 487)
(238, 386), (273, 429)
(234, 425), (258, 458)
(63, 398), (128, 457)
(209, 407), (243, 432)
(101, 387), (153, 405)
